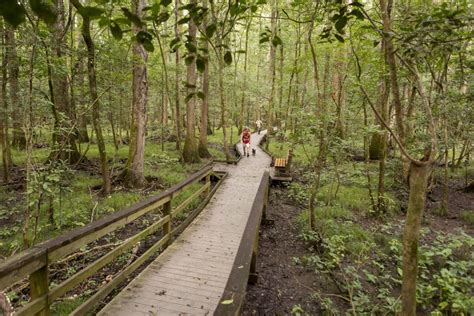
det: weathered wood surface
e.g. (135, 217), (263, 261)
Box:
(274, 157), (287, 168)
(99, 131), (270, 315)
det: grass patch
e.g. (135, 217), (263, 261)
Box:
(461, 211), (474, 226)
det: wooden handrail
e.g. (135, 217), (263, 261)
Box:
(0, 163), (217, 315)
(214, 170), (270, 315)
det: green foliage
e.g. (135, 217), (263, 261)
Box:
(417, 232), (474, 313)
(0, 0), (26, 27)
(461, 211), (474, 227)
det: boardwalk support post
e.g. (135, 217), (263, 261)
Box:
(249, 235), (259, 284)
(30, 265), (49, 316)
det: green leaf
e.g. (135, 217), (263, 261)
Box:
(185, 42), (197, 53)
(259, 36), (269, 44)
(30, 0), (57, 25)
(230, 4), (239, 17)
(170, 37), (180, 49)
(99, 17), (110, 27)
(184, 55), (195, 65)
(0, 1), (26, 27)
(197, 91), (205, 99)
(156, 12), (170, 23)
(272, 35), (282, 47)
(350, 9), (364, 20)
(350, 1), (364, 8)
(221, 299), (234, 305)
(196, 57), (205, 72)
(136, 31), (153, 43)
(185, 92), (195, 102)
(142, 39), (154, 52)
(223, 51), (232, 65)
(178, 16), (190, 25)
(161, 0), (172, 6)
(121, 7), (145, 27)
(110, 23), (123, 40)
(114, 17), (131, 25)
(334, 33), (344, 43)
(205, 24), (217, 38)
(335, 15), (348, 33)
(78, 6), (105, 19)
(250, 5), (258, 13)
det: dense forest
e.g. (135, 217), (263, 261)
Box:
(0, 0), (473, 314)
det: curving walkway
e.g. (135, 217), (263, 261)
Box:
(99, 131), (270, 315)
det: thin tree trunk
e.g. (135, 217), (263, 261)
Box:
(0, 24), (13, 181)
(238, 18), (251, 135)
(266, 0), (278, 150)
(277, 36), (284, 130)
(76, 31), (89, 143)
(5, 26), (26, 149)
(218, 53), (230, 161)
(72, 0), (111, 193)
(174, 0), (182, 151)
(198, 1), (211, 158)
(401, 161), (432, 315)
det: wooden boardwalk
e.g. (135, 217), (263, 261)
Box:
(99, 131), (270, 315)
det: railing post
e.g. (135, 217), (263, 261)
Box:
(163, 198), (172, 247)
(30, 265), (49, 315)
(205, 173), (211, 196)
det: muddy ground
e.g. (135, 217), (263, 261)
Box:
(242, 186), (325, 315)
(242, 175), (473, 315)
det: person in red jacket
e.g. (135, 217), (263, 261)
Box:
(242, 127), (251, 157)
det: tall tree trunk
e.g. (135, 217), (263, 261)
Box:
(217, 51), (230, 161)
(307, 11), (327, 231)
(72, 0), (111, 194)
(266, 0), (278, 150)
(0, 24), (13, 181)
(238, 18), (251, 135)
(182, 0), (200, 163)
(5, 26), (26, 149)
(174, 0), (182, 151)
(377, 39), (390, 213)
(198, 1), (211, 158)
(277, 32), (284, 130)
(75, 31), (89, 143)
(123, 0), (148, 187)
(49, 0), (81, 164)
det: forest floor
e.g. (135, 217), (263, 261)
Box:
(0, 129), (240, 313)
(243, 162), (473, 315)
(242, 186), (325, 315)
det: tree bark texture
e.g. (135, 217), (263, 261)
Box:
(73, 0), (111, 194)
(0, 24), (13, 181)
(5, 26), (26, 149)
(401, 161), (432, 315)
(174, 0), (182, 151)
(124, 0), (148, 187)
(182, 0), (200, 163)
(266, 0), (278, 150)
(198, 3), (211, 159)
(50, 0), (81, 164)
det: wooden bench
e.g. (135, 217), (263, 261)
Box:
(272, 149), (293, 180)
